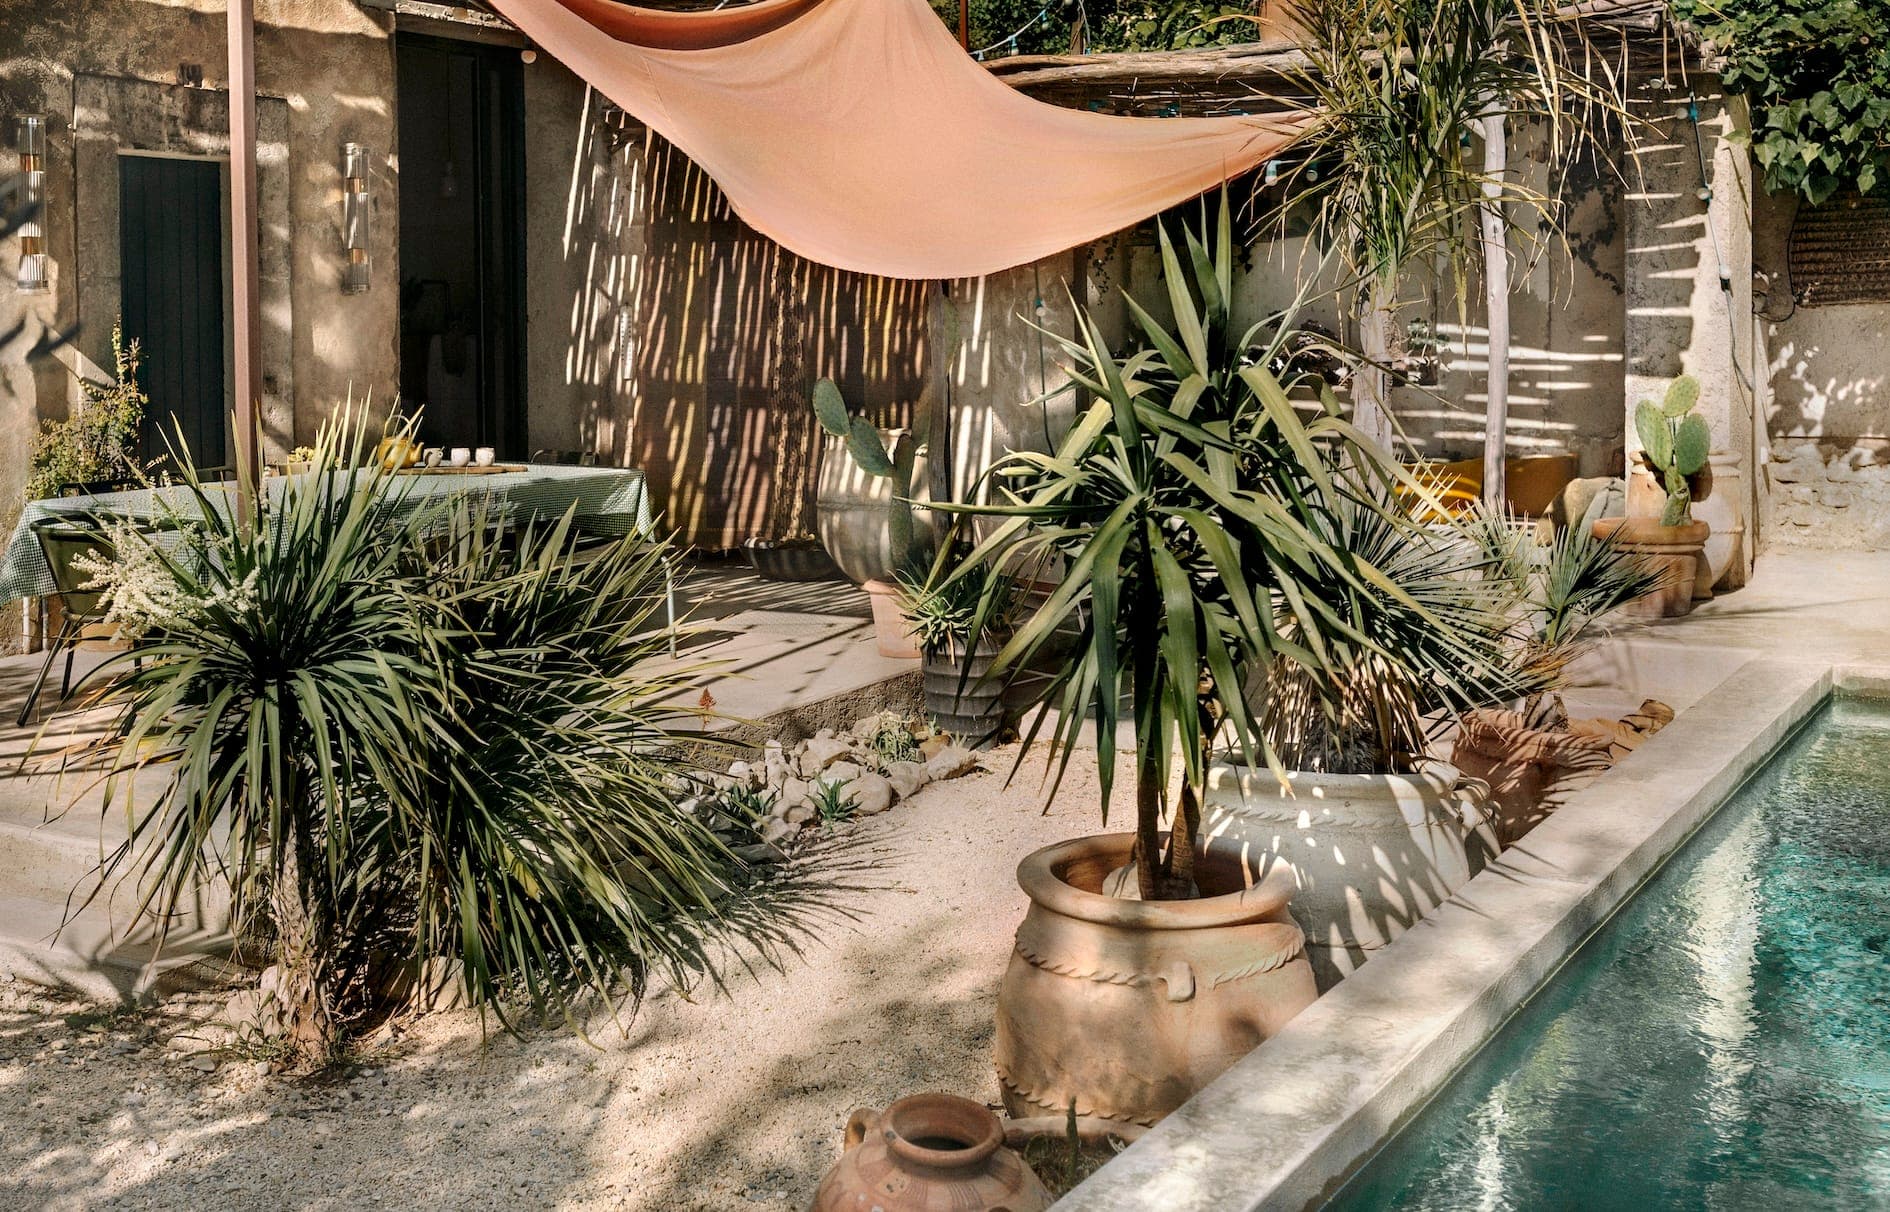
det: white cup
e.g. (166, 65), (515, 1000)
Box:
(423, 447), (444, 468)
(474, 447), (496, 467)
(448, 447), (472, 467)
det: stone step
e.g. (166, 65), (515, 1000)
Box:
(0, 893), (237, 1001)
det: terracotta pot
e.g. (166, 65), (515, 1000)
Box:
(1453, 702), (1676, 846)
(811, 1093), (1052, 1212)
(1591, 516), (1710, 619)
(863, 579), (921, 659)
(923, 636), (1008, 748)
(995, 833), (1317, 1128)
(1200, 762), (1495, 989)
(1451, 709), (1616, 846)
(815, 428), (938, 586)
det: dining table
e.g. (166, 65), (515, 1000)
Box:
(0, 463), (656, 604)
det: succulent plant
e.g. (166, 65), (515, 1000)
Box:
(811, 376), (929, 568)
(1634, 375), (1710, 526)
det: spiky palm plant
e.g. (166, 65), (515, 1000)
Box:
(1275, 0), (1624, 445)
(942, 197), (1437, 900)
(66, 412), (740, 1061)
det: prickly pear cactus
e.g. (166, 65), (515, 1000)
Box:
(1637, 375), (1708, 526)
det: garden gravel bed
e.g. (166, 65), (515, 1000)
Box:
(0, 741), (1120, 1211)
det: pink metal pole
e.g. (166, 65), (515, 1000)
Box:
(228, 0), (264, 504)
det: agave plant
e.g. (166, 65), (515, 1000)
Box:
(65, 410), (743, 1061)
(941, 197), (1436, 900)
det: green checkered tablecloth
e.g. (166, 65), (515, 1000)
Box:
(0, 465), (654, 603)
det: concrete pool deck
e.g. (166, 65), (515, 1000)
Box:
(1058, 549), (1890, 1211)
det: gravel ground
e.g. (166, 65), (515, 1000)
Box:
(0, 741), (1126, 1212)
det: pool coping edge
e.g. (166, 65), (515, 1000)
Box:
(1053, 658), (1834, 1212)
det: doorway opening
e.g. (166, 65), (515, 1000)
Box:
(120, 153), (230, 469)
(395, 33), (527, 457)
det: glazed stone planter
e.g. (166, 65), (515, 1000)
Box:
(1200, 762), (1496, 990)
(812, 1093), (1051, 1212)
(1452, 701), (1676, 847)
(1592, 516), (1710, 618)
(995, 833), (1317, 1128)
(922, 636), (1008, 748)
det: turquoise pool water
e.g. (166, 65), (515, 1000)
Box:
(1330, 695), (1890, 1210)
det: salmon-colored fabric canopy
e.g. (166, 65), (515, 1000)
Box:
(488, 0), (1305, 278)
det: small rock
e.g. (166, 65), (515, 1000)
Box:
(779, 778), (811, 811)
(759, 818), (794, 845)
(925, 745), (979, 780)
(824, 760), (864, 785)
(800, 736), (853, 774)
(252, 1061), (273, 1077)
(844, 773), (894, 817)
(189, 1055), (218, 1073)
(884, 761), (932, 800)
(783, 801), (817, 826)
(731, 841), (788, 865)
(815, 727), (836, 741)
(918, 734), (951, 760)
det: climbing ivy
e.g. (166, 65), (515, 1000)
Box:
(1674, 0), (1890, 203)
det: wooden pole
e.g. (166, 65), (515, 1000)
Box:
(1480, 108), (1510, 513)
(228, 0), (264, 505)
(959, 0), (969, 49)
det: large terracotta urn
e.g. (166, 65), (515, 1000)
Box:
(995, 834), (1317, 1128)
(811, 1093), (1052, 1212)
(1199, 762), (1496, 989)
(1591, 516), (1710, 618)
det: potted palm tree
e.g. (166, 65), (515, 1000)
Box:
(944, 200), (1440, 1127)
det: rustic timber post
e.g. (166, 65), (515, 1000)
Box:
(228, 0), (264, 507)
(1480, 105), (1510, 512)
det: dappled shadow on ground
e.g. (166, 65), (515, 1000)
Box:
(0, 790), (1044, 1211)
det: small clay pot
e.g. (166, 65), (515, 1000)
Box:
(995, 833), (1317, 1128)
(863, 579), (921, 659)
(1452, 709), (1617, 846)
(1592, 516), (1709, 619)
(810, 1093), (1051, 1212)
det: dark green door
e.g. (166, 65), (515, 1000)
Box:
(120, 155), (228, 468)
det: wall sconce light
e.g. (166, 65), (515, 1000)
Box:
(341, 142), (370, 294)
(14, 115), (49, 295)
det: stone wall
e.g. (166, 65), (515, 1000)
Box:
(1752, 186), (1890, 551)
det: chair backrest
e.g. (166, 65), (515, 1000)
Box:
(32, 518), (115, 618)
(58, 478), (139, 498)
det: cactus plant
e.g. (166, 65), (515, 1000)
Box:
(810, 377), (935, 582)
(1634, 375), (1710, 527)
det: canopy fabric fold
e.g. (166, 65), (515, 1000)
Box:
(489, 0), (1305, 278)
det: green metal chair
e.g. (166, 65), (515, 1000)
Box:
(17, 518), (116, 727)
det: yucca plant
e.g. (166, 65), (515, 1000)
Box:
(1274, 0), (1624, 447)
(63, 410), (742, 1063)
(941, 197), (1434, 900)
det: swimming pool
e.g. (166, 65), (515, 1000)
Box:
(1329, 695), (1890, 1209)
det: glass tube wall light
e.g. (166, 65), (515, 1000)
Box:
(14, 116), (49, 295)
(341, 142), (370, 294)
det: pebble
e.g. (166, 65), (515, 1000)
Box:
(925, 745), (979, 781)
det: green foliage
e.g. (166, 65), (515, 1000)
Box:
(940, 195), (1466, 898)
(810, 779), (857, 827)
(27, 323), (147, 499)
(812, 378), (851, 438)
(1634, 375), (1709, 525)
(1092, 0), (1256, 51)
(899, 556), (1015, 654)
(66, 411), (745, 1063)
(927, 0), (1074, 56)
(864, 713), (925, 768)
(1675, 0), (1890, 203)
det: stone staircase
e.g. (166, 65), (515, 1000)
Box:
(0, 652), (234, 1000)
